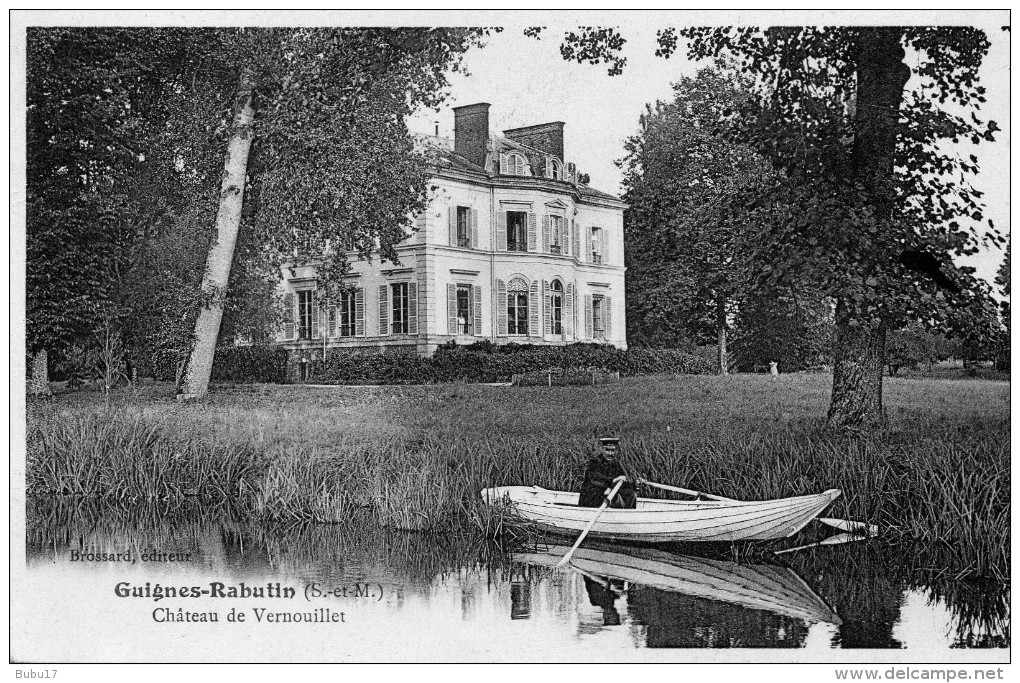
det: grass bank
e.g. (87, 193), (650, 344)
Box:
(25, 374), (1009, 579)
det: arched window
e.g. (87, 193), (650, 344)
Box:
(550, 280), (563, 335)
(507, 276), (529, 336)
(547, 158), (562, 180)
(504, 153), (527, 176)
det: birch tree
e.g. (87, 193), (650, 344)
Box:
(173, 28), (488, 399)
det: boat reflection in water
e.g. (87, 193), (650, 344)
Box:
(513, 542), (841, 648)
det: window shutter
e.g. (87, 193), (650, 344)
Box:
(585, 294), (593, 339)
(311, 292), (320, 339)
(543, 280), (551, 335)
(496, 279), (507, 336)
(449, 206), (457, 246)
(408, 282), (418, 335)
(499, 153), (509, 175)
(470, 208), (478, 249)
(605, 296), (612, 339)
(355, 288), (365, 337)
(542, 215), (550, 253)
(378, 285), (389, 336)
(564, 284), (574, 338)
(447, 283), (457, 335)
(527, 212), (537, 252)
(572, 220), (580, 260)
(328, 305), (337, 338)
(585, 226), (591, 262)
(282, 292), (296, 340)
(473, 285), (482, 336)
(529, 280), (540, 338)
(497, 211), (507, 251)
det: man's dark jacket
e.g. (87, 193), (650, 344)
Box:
(578, 455), (637, 508)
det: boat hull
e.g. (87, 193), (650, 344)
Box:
(481, 486), (841, 543)
(516, 542), (841, 624)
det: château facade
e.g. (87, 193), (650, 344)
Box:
(275, 103), (627, 358)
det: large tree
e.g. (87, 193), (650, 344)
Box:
(551, 26), (1002, 429)
(26, 28), (488, 396)
(174, 28), (488, 399)
(619, 65), (770, 371)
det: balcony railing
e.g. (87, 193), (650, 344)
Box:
(550, 245), (562, 255)
(591, 253), (603, 264)
(457, 237), (471, 248)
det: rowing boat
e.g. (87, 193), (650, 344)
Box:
(516, 542), (842, 624)
(480, 485), (841, 543)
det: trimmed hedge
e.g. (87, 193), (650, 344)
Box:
(211, 345), (289, 384)
(305, 342), (712, 385)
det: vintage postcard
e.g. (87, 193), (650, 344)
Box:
(10, 9), (1011, 676)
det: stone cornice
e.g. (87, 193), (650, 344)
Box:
(430, 166), (628, 210)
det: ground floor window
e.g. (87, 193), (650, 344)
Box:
(339, 290), (356, 337)
(297, 290), (314, 339)
(592, 295), (605, 339)
(550, 280), (563, 335)
(457, 285), (472, 334)
(391, 283), (409, 334)
(508, 291), (528, 336)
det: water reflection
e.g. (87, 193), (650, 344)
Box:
(514, 541), (837, 648)
(21, 498), (1009, 660)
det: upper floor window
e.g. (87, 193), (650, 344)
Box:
(590, 227), (604, 264)
(547, 158), (563, 180)
(550, 215), (563, 255)
(503, 153), (527, 176)
(506, 211), (528, 252)
(297, 290), (314, 340)
(456, 206), (471, 248)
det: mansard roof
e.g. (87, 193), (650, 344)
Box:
(417, 133), (622, 205)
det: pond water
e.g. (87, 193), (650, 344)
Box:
(16, 499), (1009, 662)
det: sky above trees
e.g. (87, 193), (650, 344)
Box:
(404, 13), (1009, 288)
(12, 11), (1009, 287)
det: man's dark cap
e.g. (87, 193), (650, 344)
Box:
(599, 437), (620, 447)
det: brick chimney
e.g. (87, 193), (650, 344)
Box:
(453, 103), (490, 169)
(503, 122), (565, 161)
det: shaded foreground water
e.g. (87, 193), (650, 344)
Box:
(18, 498), (1008, 662)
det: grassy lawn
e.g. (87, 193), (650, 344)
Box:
(25, 372), (1009, 579)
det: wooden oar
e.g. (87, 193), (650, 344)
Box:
(817, 517), (878, 536)
(774, 532), (857, 555)
(637, 478), (734, 501)
(639, 478), (876, 536)
(555, 477), (626, 569)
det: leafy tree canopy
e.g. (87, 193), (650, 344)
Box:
(619, 64), (769, 347)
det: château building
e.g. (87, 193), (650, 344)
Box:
(276, 103), (627, 359)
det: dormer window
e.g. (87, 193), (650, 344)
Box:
(502, 153), (528, 176)
(546, 158), (563, 180)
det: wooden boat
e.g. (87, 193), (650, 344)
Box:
(516, 542), (842, 625)
(480, 485), (841, 543)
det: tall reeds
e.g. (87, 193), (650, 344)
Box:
(25, 373), (1009, 579)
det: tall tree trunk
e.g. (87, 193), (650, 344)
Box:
(178, 71), (255, 400)
(827, 301), (887, 429)
(29, 349), (51, 396)
(826, 28), (910, 429)
(716, 295), (728, 376)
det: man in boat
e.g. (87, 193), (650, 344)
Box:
(578, 437), (637, 509)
